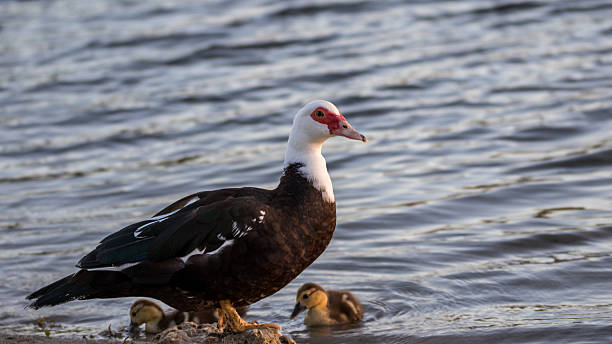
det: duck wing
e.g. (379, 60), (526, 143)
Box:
(328, 290), (364, 323)
(77, 192), (270, 269)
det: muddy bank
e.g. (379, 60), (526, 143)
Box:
(152, 322), (295, 344)
(1, 322), (295, 344)
(0, 333), (131, 344)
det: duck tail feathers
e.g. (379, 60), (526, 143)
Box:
(26, 270), (128, 309)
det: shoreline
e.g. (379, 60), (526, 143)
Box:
(1, 322), (296, 344)
(0, 333), (132, 344)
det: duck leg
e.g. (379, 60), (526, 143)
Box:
(216, 307), (225, 331)
(219, 300), (281, 332)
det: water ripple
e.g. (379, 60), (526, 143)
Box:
(2, 0), (612, 343)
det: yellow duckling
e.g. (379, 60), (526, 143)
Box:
(290, 282), (363, 326)
(128, 299), (247, 333)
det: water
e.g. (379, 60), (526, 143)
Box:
(1, 0), (612, 343)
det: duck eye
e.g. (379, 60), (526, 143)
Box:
(303, 294), (309, 299)
(131, 312), (136, 316)
(342, 124), (348, 129)
(315, 110), (325, 118)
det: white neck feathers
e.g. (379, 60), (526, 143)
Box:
(283, 130), (335, 203)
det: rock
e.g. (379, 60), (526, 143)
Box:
(152, 322), (295, 344)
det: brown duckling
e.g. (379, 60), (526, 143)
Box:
(128, 299), (247, 333)
(290, 282), (363, 326)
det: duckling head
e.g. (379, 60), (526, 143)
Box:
(128, 299), (164, 333)
(290, 282), (328, 320)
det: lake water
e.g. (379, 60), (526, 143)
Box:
(1, 0), (612, 343)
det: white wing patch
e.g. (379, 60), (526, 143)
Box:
(231, 221), (253, 238)
(180, 247), (205, 263)
(232, 210), (264, 238)
(85, 261), (141, 272)
(134, 196), (200, 238)
(133, 218), (168, 238)
(206, 239), (234, 256)
(249, 209), (266, 223)
(134, 204), (266, 262)
(179, 239), (235, 263)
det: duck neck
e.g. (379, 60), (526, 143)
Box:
(145, 319), (161, 333)
(305, 305), (332, 325)
(145, 310), (169, 333)
(283, 134), (334, 203)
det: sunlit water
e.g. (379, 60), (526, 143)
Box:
(1, 1), (612, 343)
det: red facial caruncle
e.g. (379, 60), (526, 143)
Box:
(310, 107), (346, 131)
(310, 107), (366, 142)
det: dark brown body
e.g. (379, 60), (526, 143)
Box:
(152, 166), (336, 310)
(28, 164), (336, 312)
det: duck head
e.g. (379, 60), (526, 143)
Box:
(128, 299), (163, 333)
(290, 282), (328, 320)
(288, 100), (366, 145)
(284, 100), (366, 203)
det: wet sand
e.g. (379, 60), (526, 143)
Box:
(0, 333), (130, 344)
(1, 322), (294, 344)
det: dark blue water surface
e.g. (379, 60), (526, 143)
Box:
(2, 1), (612, 343)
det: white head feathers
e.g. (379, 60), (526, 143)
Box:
(283, 100), (345, 203)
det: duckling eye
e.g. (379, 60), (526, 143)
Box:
(131, 312), (136, 316)
(302, 294), (309, 299)
(315, 110), (325, 118)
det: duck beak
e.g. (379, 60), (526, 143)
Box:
(331, 119), (366, 142)
(290, 302), (307, 320)
(128, 322), (138, 333)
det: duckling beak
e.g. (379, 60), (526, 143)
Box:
(290, 303), (306, 320)
(128, 322), (139, 333)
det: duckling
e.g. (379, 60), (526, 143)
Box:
(128, 299), (247, 333)
(290, 282), (363, 326)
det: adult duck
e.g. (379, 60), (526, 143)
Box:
(27, 100), (366, 332)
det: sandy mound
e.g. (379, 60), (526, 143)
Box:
(152, 322), (295, 344)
